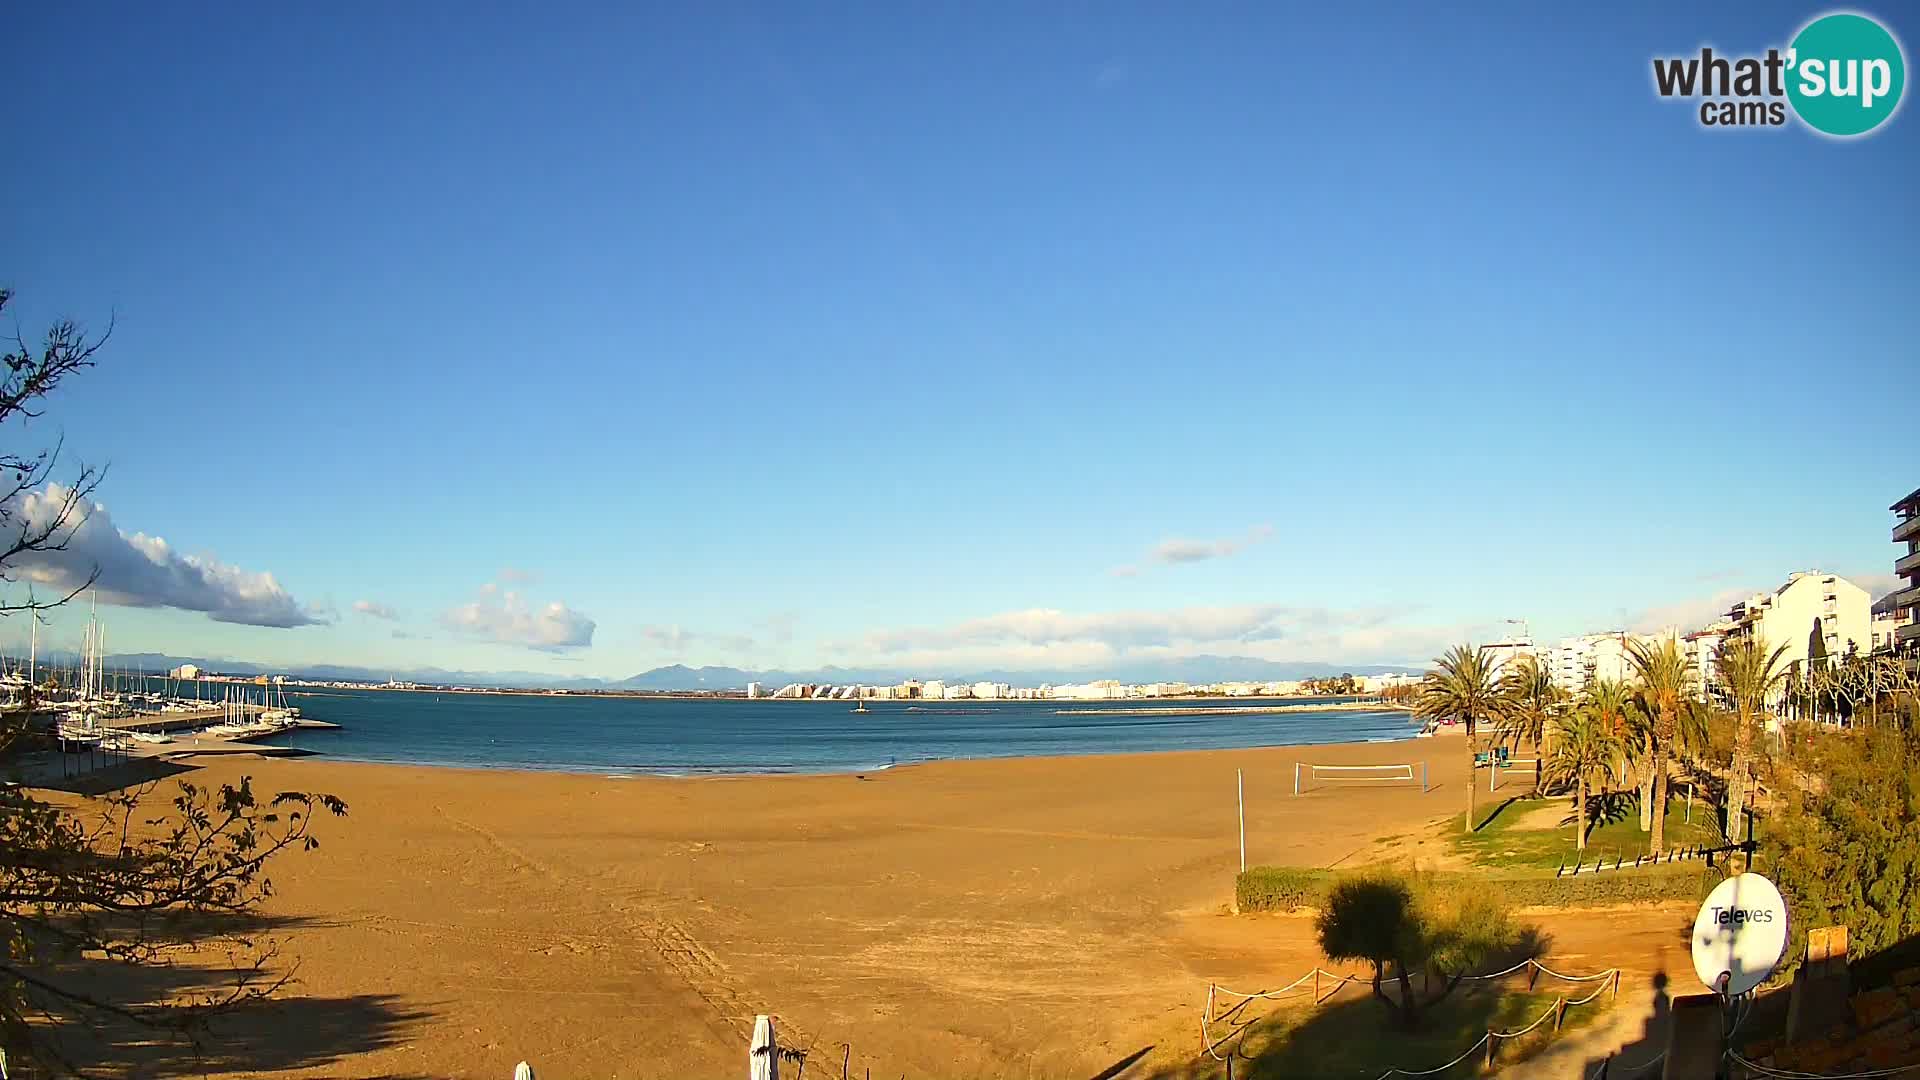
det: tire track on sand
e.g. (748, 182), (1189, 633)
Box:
(435, 807), (814, 1048)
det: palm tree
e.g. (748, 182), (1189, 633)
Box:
(1626, 636), (1697, 856)
(1495, 654), (1562, 795)
(1714, 635), (1790, 847)
(1544, 705), (1621, 851)
(1415, 644), (1500, 833)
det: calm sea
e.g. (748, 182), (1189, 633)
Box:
(248, 688), (1420, 775)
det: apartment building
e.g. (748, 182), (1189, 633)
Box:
(1892, 488), (1920, 659)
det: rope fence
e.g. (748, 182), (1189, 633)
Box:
(1725, 1050), (1920, 1079)
(1200, 959), (1623, 1075)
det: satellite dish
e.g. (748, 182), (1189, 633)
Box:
(1691, 872), (1789, 996)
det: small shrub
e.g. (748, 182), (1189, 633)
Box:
(1236, 866), (1332, 911)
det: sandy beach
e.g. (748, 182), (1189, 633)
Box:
(40, 739), (1693, 1079)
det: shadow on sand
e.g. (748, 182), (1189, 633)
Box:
(26, 754), (203, 795)
(1139, 930), (1557, 1080)
(1578, 971), (1671, 1078)
(17, 909), (434, 1078)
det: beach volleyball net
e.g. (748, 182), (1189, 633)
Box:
(1293, 761), (1428, 795)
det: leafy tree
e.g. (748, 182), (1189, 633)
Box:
(1415, 645), (1500, 833)
(1626, 637), (1695, 855)
(0, 286), (346, 1072)
(1714, 636), (1790, 846)
(1807, 618), (1829, 673)
(1768, 725), (1920, 968)
(1315, 870), (1518, 1030)
(1495, 654), (1562, 795)
(1544, 703), (1621, 851)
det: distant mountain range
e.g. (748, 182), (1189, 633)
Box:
(59, 652), (1418, 691)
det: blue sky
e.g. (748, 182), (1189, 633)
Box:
(4, 3), (1915, 678)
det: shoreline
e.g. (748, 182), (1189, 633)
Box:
(198, 723), (1441, 783)
(255, 714), (1430, 779)
(1051, 701), (1411, 717)
(285, 683), (1410, 706)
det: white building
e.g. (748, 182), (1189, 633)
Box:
(1481, 636), (1537, 683)
(1357, 673), (1419, 694)
(1546, 632), (1655, 693)
(971, 681), (1007, 700)
(1729, 571), (1870, 661)
(1708, 571), (1872, 704)
(921, 680), (946, 701)
(1684, 626), (1729, 701)
(1871, 609), (1902, 654)
(169, 663), (200, 680)
(1050, 680), (1125, 700)
(745, 681), (762, 699)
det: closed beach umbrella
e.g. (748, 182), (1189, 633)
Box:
(513, 1063), (535, 1080)
(750, 1014), (779, 1080)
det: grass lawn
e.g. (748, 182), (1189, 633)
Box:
(1174, 983), (1609, 1079)
(1449, 792), (1720, 872)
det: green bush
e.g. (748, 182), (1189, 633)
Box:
(1236, 866), (1333, 911)
(1235, 865), (1711, 913)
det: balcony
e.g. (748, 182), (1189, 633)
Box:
(1900, 622), (1920, 646)
(1898, 585), (1920, 612)
(1898, 548), (1920, 578)
(1896, 515), (1920, 544)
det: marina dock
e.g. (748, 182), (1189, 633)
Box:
(106, 707), (341, 736)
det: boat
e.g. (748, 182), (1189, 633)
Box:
(851, 700), (870, 713)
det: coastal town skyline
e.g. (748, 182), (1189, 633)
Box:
(8, 3), (1914, 680)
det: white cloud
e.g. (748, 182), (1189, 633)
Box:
(1148, 523), (1274, 566)
(832, 601), (1474, 670)
(4, 484), (324, 628)
(1848, 571), (1901, 602)
(1627, 569), (1903, 634)
(440, 587), (595, 651)
(353, 599), (399, 621)
(641, 624), (693, 653)
(1627, 586), (1757, 635)
(498, 567), (539, 584)
(641, 624), (754, 655)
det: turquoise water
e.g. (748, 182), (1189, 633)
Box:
(252, 687), (1420, 775)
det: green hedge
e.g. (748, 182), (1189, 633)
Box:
(1235, 864), (1712, 913)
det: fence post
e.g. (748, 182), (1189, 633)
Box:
(1610, 969), (1620, 1002)
(1528, 962), (1538, 992)
(1314, 969), (1320, 1001)
(1486, 1031), (1497, 1068)
(1554, 997), (1567, 1031)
